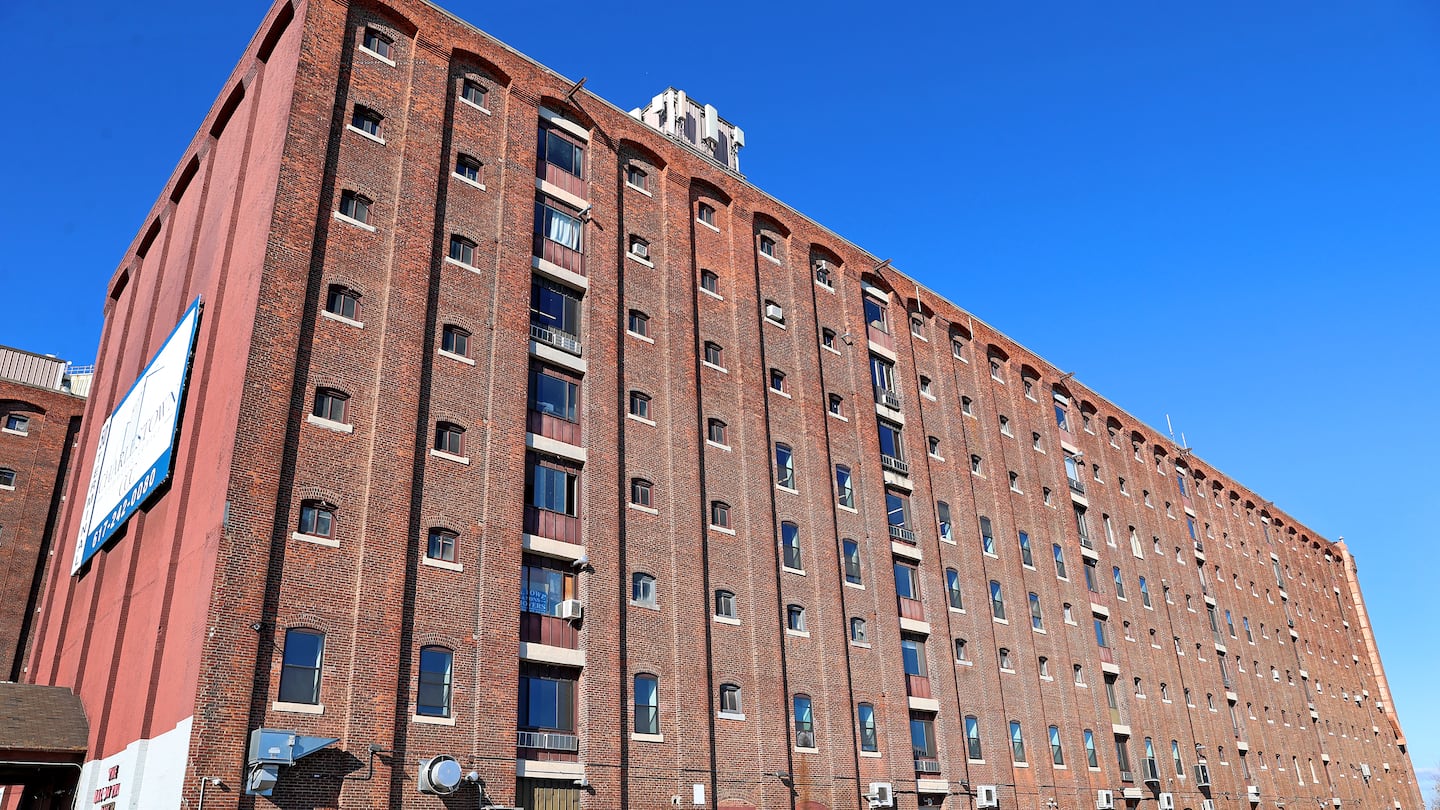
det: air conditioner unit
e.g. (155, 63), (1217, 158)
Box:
(1194, 763), (1212, 788)
(1096, 789), (1115, 809)
(418, 755), (463, 795)
(1202, 801), (1215, 810)
(1159, 793), (1175, 810)
(868, 782), (894, 808)
(1360, 764), (1371, 780)
(632, 241), (649, 259)
(976, 784), (999, 808)
(559, 599), (584, 621)
(765, 303), (785, 322)
(1247, 786), (1262, 803)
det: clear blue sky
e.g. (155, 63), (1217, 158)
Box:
(2, 0), (1437, 797)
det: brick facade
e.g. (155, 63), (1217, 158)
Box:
(24, 1), (1422, 809)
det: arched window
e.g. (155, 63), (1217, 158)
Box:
(434, 421), (465, 456)
(965, 715), (983, 760)
(836, 465), (854, 508)
(338, 190), (372, 225)
(325, 284), (361, 320)
(793, 694), (815, 748)
(628, 390), (651, 419)
(630, 478), (652, 508)
(1049, 725), (1064, 765)
(1029, 592), (1043, 630)
(850, 617), (867, 643)
(955, 638), (968, 661)
(946, 568), (964, 610)
(441, 324), (470, 357)
(714, 589), (736, 619)
(719, 682), (742, 715)
(774, 443), (795, 488)
(1010, 721), (1027, 762)
(781, 522), (801, 570)
(297, 500), (335, 539)
(627, 309), (650, 337)
(710, 500), (730, 528)
(312, 387), (349, 424)
(449, 233), (477, 265)
(700, 269), (719, 293)
(703, 341), (724, 368)
(417, 646), (453, 717)
(351, 104), (383, 137)
(990, 580), (1005, 619)
(455, 153), (483, 185)
(786, 604), (806, 632)
(857, 703), (877, 752)
(427, 528), (457, 563)
(707, 418), (728, 445)
(842, 539), (862, 585)
(979, 516), (995, 555)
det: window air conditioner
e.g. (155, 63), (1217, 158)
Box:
(868, 782), (894, 808)
(1247, 786), (1262, 803)
(976, 784), (999, 808)
(765, 303), (784, 322)
(559, 599), (584, 621)
(1202, 801), (1215, 810)
(1159, 794), (1175, 810)
(1194, 763), (1212, 788)
(1096, 789), (1115, 809)
(632, 241), (649, 259)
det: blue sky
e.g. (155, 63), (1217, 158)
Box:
(2, 0), (1437, 797)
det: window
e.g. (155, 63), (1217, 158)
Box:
(710, 501), (730, 528)
(707, 418), (728, 446)
(441, 324), (470, 357)
(781, 522), (802, 570)
(1113, 566), (1126, 599)
(531, 367), (578, 422)
(877, 419), (905, 463)
(894, 561), (919, 601)
(362, 27), (392, 59)
(520, 671), (575, 733)
(1074, 664), (1085, 684)
(786, 604), (807, 632)
(714, 589), (736, 619)
(990, 580), (1005, 619)
(626, 164), (648, 191)
(1084, 729), (1098, 768)
(1139, 577), (1151, 607)
(427, 528), (457, 562)
(999, 647), (1013, 670)
(417, 646), (453, 717)
(325, 284), (360, 320)
(937, 501), (952, 542)
(770, 368), (787, 393)
(1029, 592), (1044, 630)
(1019, 531), (1034, 566)
(1083, 558), (1098, 592)
(759, 234), (777, 258)
(979, 516), (996, 555)
(910, 315), (925, 338)
(628, 391), (651, 419)
(918, 375), (933, 396)
(278, 628), (324, 705)
(298, 500), (334, 538)
(520, 558), (573, 617)
(886, 490), (912, 538)
(632, 572), (657, 606)
(863, 297), (888, 333)
(435, 422), (465, 456)
(531, 278), (581, 348)
(1094, 615), (1110, 649)
(965, 715), (983, 760)
(542, 127), (584, 178)
(461, 79), (486, 108)
(821, 328), (837, 349)
(697, 202), (716, 226)
(535, 201), (583, 252)
(989, 355), (1004, 381)
(928, 436), (941, 457)
(529, 461), (577, 516)
(630, 478), (652, 508)
(629, 236), (650, 259)
(627, 309), (650, 337)
(970, 454), (984, 475)
(1010, 721), (1027, 762)
(448, 234), (476, 265)
(961, 396), (974, 415)
(1039, 657), (1051, 677)
(1053, 544), (1068, 579)
(826, 393), (844, 417)
(1043, 487), (1052, 505)
(703, 341), (724, 367)
(634, 674), (659, 734)
(832, 465), (855, 509)
(351, 105), (382, 138)
(955, 638), (969, 661)
(925, 566), (956, 610)
(1115, 735), (1133, 780)
(775, 444), (796, 489)
(1049, 725), (1064, 765)
(1171, 740), (1184, 775)
(793, 695), (815, 748)
(338, 190), (371, 224)
(707, 684), (740, 720)
(1009, 470), (1022, 491)
(858, 703), (878, 752)
(1063, 603), (1074, 624)
(902, 637), (927, 677)
(1031, 432), (1043, 451)
(312, 388), (349, 424)
(843, 539), (862, 585)
(850, 617), (868, 642)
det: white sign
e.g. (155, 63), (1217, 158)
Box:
(73, 298), (202, 574)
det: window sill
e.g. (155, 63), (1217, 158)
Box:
(359, 45), (395, 66)
(713, 615), (740, 626)
(794, 746), (819, 754)
(706, 440), (731, 451)
(458, 96), (491, 115)
(957, 659), (973, 667)
(0, 484), (15, 491)
(930, 454), (945, 462)
(850, 640), (871, 649)
(1, 427), (28, 436)
(1014, 761), (1030, 768)
(627, 252), (655, 268)
(628, 503), (658, 516)
(452, 171), (486, 191)
(346, 124), (386, 145)
(860, 750), (881, 758)
(443, 255), (482, 274)
(306, 414), (354, 434)
(821, 343), (842, 355)
(625, 181), (652, 197)
(781, 565), (806, 576)
(625, 413), (656, 427)
(430, 449), (470, 465)
(785, 629), (810, 638)
(837, 504), (858, 514)
(439, 349), (474, 366)
(320, 310), (363, 329)
(982, 551), (998, 560)
(630, 600), (659, 611)
(700, 287), (724, 301)
(771, 389), (792, 399)
(993, 617), (1009, 625)
(291, 531), (339, 548)
(273, 701), (324, 715)
(710, 525), (735, 536)
(697, 218), (720, 233)
(765, 317), (786, 329)
(921, 392), (936, 401)
(1000, 667), (1016, 675)
(631, 732), (664, 743)
(701, 361), (727, 374)
(626, 329), (655, 344)
(422, 556), (463, 572)
(760, 252), (782, 266)
(413, 714), (456, 726)
(1052, 763), (1066, 769)
(717, 711), (746, 721)
(828, 412), (848, 422)
(844, 581), (864, 590)
(333, 211), (377, 232)
(775, 484), (799, 495)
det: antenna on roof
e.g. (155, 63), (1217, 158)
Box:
(564, 77), (588, 102)
(1165, 414), (1176, 443)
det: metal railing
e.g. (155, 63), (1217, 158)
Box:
(874, 385), (901, 410)
(889, 524), (917, 543)
(1068, 477), (1087, 496)
(516, 730), (579, 752)
(881, 454), (909, 476)
(531, 322), (582, 356)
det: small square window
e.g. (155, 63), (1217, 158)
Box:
(435, 422), (465, 455)
(828, 394), (844, 417)
(441, 324), (470, 357)
(0, 468), (15, 488)
(298, 501), (335, 538)
(919, 375), (932, 395)
(362, 27), (392, 59)
(629, 391), (652, 420)
(700, 270), (719, 294)
(626, 164), (649, 191)
(821, 328), (837, 349)
(313, 388), (349, 424)
(326, 285), (360, 320)
(704, 342), (724, 368)
(627, 310), (650, 337)
(769, 369), (787, 393)
(970, 454), (983, 475)
(449, 235), (476, 265)
(3, 414), (29, 434)
(427, 528), (458, 562)
(928, 436), (941, 457)
(759, 235), (777, 258)
(351, 105), (383, 138)
(631, 478), (653, 508)
(711, 501), (730, 528)
(697, 202), (716, 226)
(339, 190), (371, 225)
(455, 154), (483, 184)
(707, 418), (728, 445)
(961, 396), (974, 416)
(461, 79), (487, 108)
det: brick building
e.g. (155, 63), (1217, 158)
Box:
(21, 0), (1421, 809)
(0, 348), (87, 682)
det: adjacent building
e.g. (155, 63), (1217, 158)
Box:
(19, 0), (1421, 809)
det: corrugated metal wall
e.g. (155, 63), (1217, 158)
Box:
(0, 348), (66, 390)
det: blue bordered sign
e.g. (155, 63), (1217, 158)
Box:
(72, 297), (203, 574)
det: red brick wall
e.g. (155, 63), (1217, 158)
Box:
(24, 1), (1423, 810)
